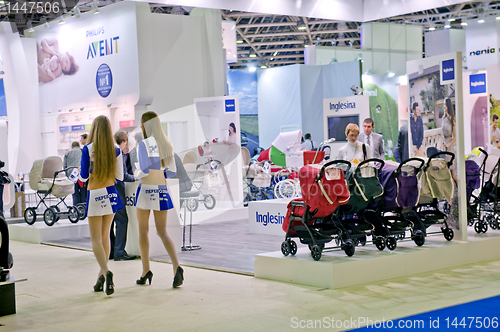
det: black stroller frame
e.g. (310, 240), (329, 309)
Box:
(243, 160), (274, 206)
(470, 148), (500, 233)
(23, 167), (80, 226)
(403, 152), (455, 242)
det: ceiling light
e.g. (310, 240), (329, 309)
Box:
(273, 51), (278, 56)
(461, 22), (468, 26)
(496, 16), (500, 20)
(249, 54), (256, 58)
(478, 15), (485, 23)
(236, 40), (243, 44)
(260, 65), (267, 69)
(248, 65), (256, 72)
(297, 19), (306, 30)
(387, 70), (395, 77)
(448, 18), (456, 22)
(429, 25), (435, 31)
(444, 24), (451, 29)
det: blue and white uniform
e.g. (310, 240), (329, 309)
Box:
(135, 137), (176, 211)
(79, 143), (124, 217)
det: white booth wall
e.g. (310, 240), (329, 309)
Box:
(257, 61), (361, 149)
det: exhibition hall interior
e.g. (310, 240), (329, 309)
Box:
(1, 0), (500, 331)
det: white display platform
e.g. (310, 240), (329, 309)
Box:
(190, 205), (248, 224)
(254, 228), (500, 289)
(248, 199), (290, 236)
(8, 219), (90, 244)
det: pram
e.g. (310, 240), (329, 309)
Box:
(404, 151), (455, 241)
(374, 158), (425, 249)
(23, 156), (80, 226)
(243, 160), (274, 206)
(471, 148), (500, 233)
(281, 160), (351, 260)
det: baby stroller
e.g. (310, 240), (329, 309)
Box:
(405, 151), (455, 241)
(281, 160), (351, 260)
(23, 156), (80, 226)
(243, 160), (274, 206)
(375, 158), (425, 249)
(463, 150), (485, 233)
(334, 158), (385, 254)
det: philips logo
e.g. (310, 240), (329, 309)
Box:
(329, 101), (356, 112)
(256, 212), (284, 226)
(470, 73), (487, 94)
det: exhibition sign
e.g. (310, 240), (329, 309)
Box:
(248, 200), (288, 236)
(34, 1), (140, 114)
(465, 17), (499, 71)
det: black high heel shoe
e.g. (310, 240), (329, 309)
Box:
(136, 271), (153, 285)
(172, 266), (184, 288)
(105, 271), (114, 295)
(93, 275), (105, 292)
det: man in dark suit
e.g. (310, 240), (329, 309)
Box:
(358, 118), (385, 159)
(111, 131), (137, 261)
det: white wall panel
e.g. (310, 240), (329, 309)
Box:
(390, 25), (406, 51)
(372, 24), (390, 50)
(406, 26), (423, 52)
(372, 51), (390, 75)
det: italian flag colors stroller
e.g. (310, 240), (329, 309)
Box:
(23, 156), (81, 226)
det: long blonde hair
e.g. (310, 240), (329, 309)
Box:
(141, 111), (174, 168)
(88, 115), (117, 183)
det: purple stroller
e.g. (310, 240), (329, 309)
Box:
(375, 158), (425, 250)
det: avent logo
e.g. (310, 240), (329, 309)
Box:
(470, 73), (487, 94)
(255, 212), (284, 226)
(87, 37), (120, 59)
(329, 101), (356, 112)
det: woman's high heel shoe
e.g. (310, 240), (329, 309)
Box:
(93, 275), (105, 292)
(172, 266), (184, 288)
(105, 271), (114, 296)
(136, 271), (153, 285)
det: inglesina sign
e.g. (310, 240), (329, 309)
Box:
(470, 46), (496, 56)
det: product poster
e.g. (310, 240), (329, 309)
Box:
(31, 1), (140, 114)
(463, 71), (488, 154)
(407, 52), (465, 235)
(487, 63), (500, 152)
(361, 75), (402, 159)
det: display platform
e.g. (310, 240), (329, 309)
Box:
(191, 206), (248, 224)
(248, 199), (289, 236)
(8, 219), (90, 244)
(254, 227), (500, 289)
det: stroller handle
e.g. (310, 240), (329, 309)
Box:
(396, 158), (425, 176)
(316, 160), (351, 182)
(427, 151), (455, 168)
(478, 147), (487, 156)
(357, 158), (385, 171)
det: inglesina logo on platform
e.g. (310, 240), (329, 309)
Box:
(330, 101), (356, 112)
(470, 46), (496, 56)
(255, 212), (284, 226)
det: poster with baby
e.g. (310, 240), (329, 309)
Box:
(29, 1), (140, 114)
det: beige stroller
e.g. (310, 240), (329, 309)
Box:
(23, 156), (80, 226)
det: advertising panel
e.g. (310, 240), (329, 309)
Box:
(465, 17), (499, 71)
(463, 72), (488, 154)
(487, 63), (500, 153)
(34, 1), (140, 114)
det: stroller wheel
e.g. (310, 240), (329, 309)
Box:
(274, 180), (296, 200)
(50, 205), (61, 222)
(184, 198), (199, 212)
(342, 240), (355, 257)
(386, 237), (397, 251)
(289, 240), (298, 255)
(443, 228), (454, 241)
(413, 231), (425, 246)
(68, 207), (79, 223)
(374, 237), (385, 251)
(281, 241), (290, 256)
(76, 204), (86, 220)
(481, 222), (488, 233)
(474, 222), (482, 234)
(24, 207), (37, 225)
(43, 207), (57, 226)
(203, 194), (216, 210)
(310, 245), (322, 261)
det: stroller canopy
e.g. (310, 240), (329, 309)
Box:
(270, 130), (303, 167)
(29, 156), (63, 191)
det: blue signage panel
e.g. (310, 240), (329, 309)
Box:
(59, 126), (70, 132)
(71, 125), (85, 131)
(225, 99), (236, 112)
(96, 63), (113, 98)
(470, 73), (487, 94)
(441, 59), (455, 83)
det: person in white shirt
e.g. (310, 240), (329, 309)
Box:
(336, 123), (372, 165)
(358, 118), (384, 159)
(491, 115), (500, 149)
(301, 133), (317, 151)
